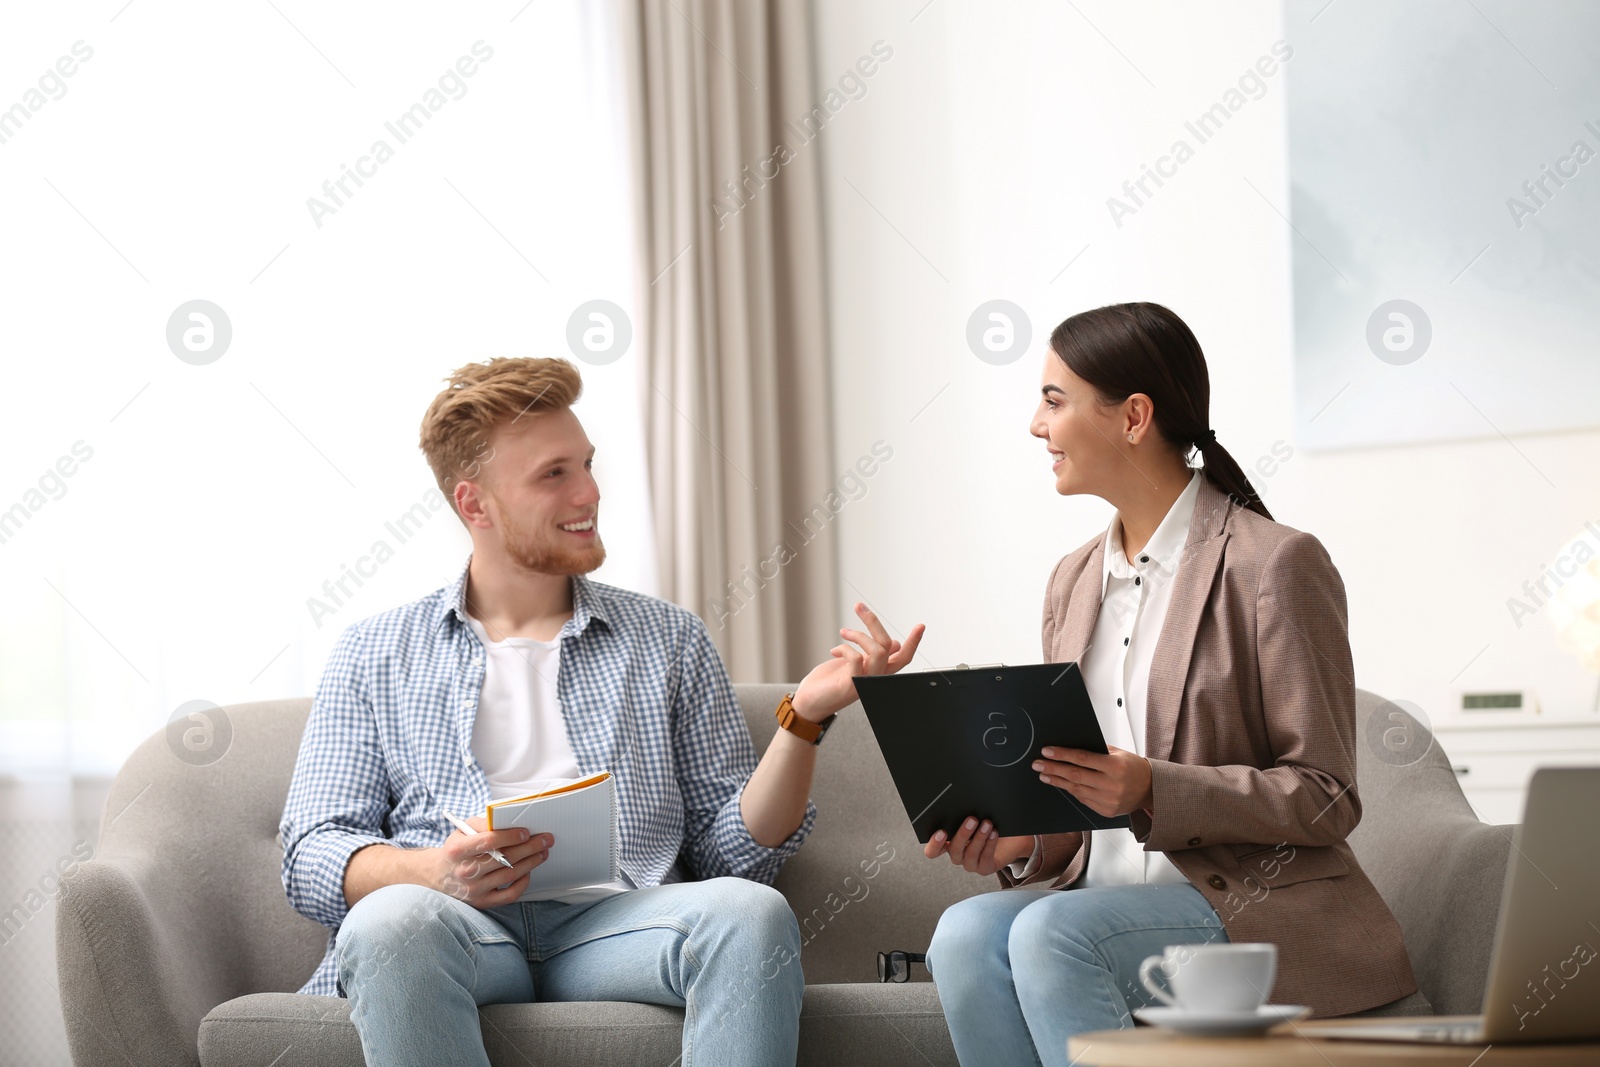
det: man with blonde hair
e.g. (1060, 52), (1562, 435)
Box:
(280, 357), (921, 1066)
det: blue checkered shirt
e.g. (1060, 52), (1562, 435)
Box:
(280, 557), (816, 996)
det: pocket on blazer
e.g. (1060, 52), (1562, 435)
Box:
(1231, 843), (1349, 888)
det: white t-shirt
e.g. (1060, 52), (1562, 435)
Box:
(1011, 470), (1203, 888)
(465, 612), (630, 902)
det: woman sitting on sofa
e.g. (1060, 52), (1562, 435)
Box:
(921, 302), (1418, 1067)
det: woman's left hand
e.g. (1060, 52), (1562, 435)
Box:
(1033, 745), (1154, 818)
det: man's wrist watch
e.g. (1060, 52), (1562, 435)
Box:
(774, 692), (836, 746)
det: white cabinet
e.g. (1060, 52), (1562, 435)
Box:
(1430, 715), (1600, 825)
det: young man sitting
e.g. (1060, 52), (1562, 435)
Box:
(279, 356), (922, 1067)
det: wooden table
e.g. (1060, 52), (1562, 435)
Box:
(1067, 1018), (1600, 1065)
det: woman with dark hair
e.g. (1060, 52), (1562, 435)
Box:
(922, 302), (1417, 1065)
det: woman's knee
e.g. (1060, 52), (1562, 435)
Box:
(928, 892), (1025, 977)
(930, 894), (988, 957)
(1006, 893), (1103, 974)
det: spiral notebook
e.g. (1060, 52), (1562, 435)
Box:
(486, 772), (621, 898)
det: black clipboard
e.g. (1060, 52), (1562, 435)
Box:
(852, 662), (1131, 842)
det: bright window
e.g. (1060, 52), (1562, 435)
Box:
(0, 1), (649, 776)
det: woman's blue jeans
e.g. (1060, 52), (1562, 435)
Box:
(927, 883), (1229, 1067)
(335, 877), (802, 1067)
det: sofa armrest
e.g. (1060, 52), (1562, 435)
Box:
(56, 857), (211, 1067)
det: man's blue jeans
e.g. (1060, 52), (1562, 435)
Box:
(927, 884), (1229, 1067)
(336, 877), (803, 1067)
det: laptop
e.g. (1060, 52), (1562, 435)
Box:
(1298, 765), (1600, 1045)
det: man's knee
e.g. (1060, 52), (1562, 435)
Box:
(337, 884), (460, 986)
(699, 878), (796, 936)
(691, 880), (801, 1029)
(694, 879), (801, 985)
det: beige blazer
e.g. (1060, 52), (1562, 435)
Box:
(998, 477), (1418, 1019)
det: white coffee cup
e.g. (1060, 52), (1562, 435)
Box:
(1137, 943), (1277, 1013)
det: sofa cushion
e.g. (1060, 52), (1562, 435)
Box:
(198, 984), (957, 1067)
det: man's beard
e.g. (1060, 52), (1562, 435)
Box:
(495, 498), (606, 576)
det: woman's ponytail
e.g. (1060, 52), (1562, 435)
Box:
(1195, 436), (1272, 520)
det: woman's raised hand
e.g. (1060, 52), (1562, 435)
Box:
(790, 602), (925, 723)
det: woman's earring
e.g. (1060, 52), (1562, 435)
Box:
(1127, 434), (1135, 442)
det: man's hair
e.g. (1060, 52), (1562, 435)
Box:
(418, 357), (583, 519)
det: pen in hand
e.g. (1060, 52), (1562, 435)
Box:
(441, 808), (515, 869)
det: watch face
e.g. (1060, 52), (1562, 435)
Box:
(812, 718), (831, 744)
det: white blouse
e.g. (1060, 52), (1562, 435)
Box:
(1010, 469), (1203, 887)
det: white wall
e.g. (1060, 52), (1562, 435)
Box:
(812, 0), (1600, 724)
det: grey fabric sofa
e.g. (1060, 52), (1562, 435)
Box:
(57, 685), (1506, 1066)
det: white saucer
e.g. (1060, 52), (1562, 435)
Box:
(1133, 1004), (1311, 1036)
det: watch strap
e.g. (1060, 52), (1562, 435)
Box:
(774, 692), (834, 745)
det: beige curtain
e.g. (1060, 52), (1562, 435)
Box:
(617, 0), (839, 683)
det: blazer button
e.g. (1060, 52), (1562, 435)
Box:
(1188, 836), (1202, 847)
(1208, 874), (1227, 890)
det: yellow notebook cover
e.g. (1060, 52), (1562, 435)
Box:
(486, 772), (613, 826)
